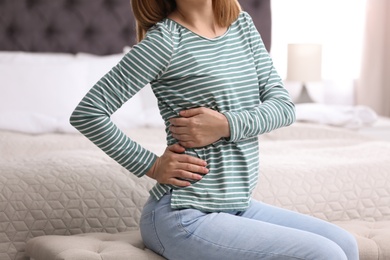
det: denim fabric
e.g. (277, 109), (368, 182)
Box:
(140, 193), (359, 260)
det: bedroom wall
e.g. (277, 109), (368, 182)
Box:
(270, 0), (366, 105)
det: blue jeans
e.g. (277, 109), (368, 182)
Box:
(140, 193), (359, 260)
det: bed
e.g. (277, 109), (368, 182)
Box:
(0, 1), (389, 260)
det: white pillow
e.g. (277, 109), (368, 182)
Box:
(0, 51), (146, 134)
(0, 51), (75, 63)
(295, 103), (378, 129)
(0, 56), (88, 133)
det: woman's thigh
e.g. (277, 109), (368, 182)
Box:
(140, 195), (357, 260)
(240, 199), (359, 260)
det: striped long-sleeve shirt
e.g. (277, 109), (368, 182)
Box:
(70, 12), (295, 212)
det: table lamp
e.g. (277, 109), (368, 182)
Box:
(286, 43), (322, 103)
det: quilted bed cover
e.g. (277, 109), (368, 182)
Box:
(1, 123), (389, 260)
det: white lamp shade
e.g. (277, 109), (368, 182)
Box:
(287, 44), (322, 82)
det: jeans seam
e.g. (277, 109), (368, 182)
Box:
(151, 211), (165, 255)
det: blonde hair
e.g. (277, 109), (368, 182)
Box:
(130, 0), (241, 42)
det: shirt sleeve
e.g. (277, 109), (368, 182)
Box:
(69, 24), (173, 177)
(223, 12), (296, 143)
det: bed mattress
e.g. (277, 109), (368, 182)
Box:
(1, 123), (389, 260)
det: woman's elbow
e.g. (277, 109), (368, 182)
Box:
(69, 109), (81, 130)
(69, 104), (90, 131)
(285, 101), (296, 126)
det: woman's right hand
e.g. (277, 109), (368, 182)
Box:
(146, 143), (209, 187)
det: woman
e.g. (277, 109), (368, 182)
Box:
(70, 0), (359, 259)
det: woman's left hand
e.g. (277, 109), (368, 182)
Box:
(169, 107), (230, 148)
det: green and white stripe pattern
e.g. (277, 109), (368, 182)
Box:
(70, 12), (295, 212)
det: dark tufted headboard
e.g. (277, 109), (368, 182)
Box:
(0, 0), (271, 55)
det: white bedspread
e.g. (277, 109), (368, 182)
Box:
(256, 123), (390, 222)
(1, 123), (389, 260)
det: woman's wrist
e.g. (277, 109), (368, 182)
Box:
(219, 114), (231, 138)
(146, 157), (159, 180)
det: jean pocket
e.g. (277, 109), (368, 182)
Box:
(140, 210), (165, 255)
(177, 208), (207, 234)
